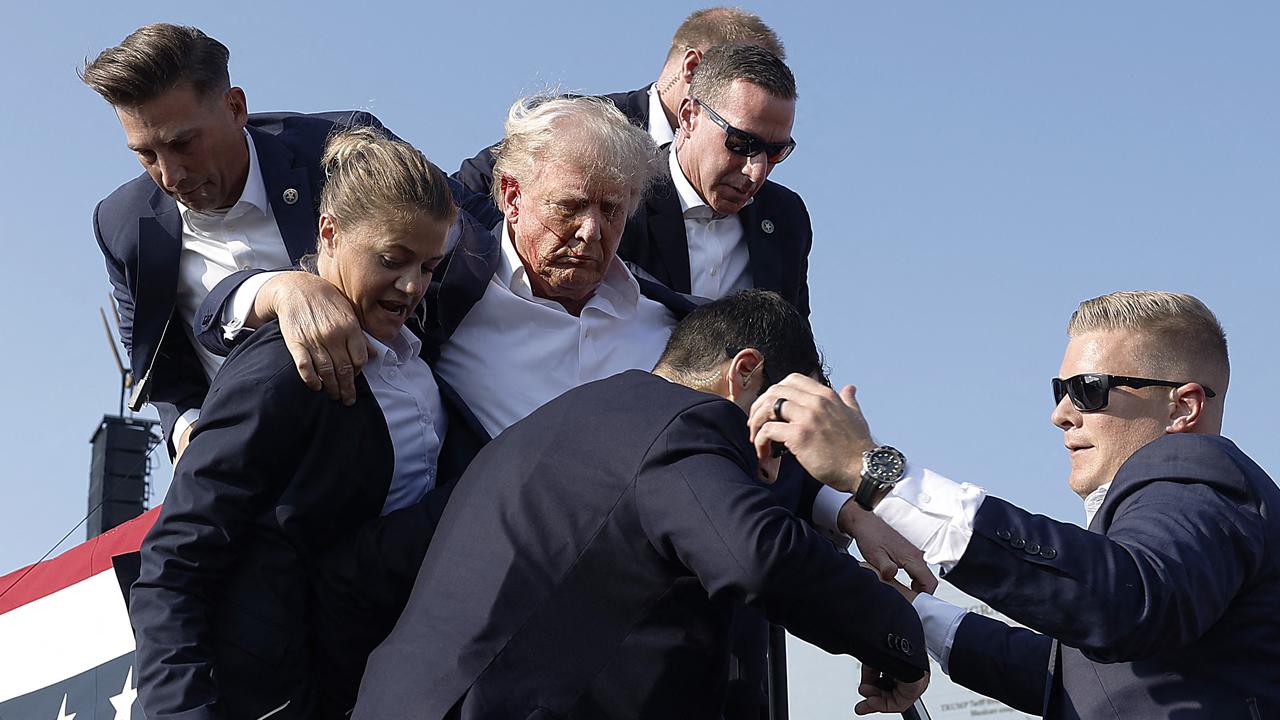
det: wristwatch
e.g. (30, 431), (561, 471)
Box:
(854, 445), (907, 511)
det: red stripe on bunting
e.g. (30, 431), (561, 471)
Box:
(0, 506), (162, 615)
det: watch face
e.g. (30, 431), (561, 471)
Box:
(865, 447), (905, 482)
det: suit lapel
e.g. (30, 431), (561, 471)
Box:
(636, 276), (702, 319)
(132, 188), (184, 376)
(250, 126), (319, 261)
(416, 214), (501, 360)
(739, 197), (783, 294)
(644, 174), (693, 293)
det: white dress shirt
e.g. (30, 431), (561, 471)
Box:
(173, 130), (292, 440)
(667, 150), (754, 299)
(433, 222), (678, 437)
(1083, 481), (1111, 527)
(645, 82), (676, 148)
(866, 468), (1107, 674)
(364, 326), (448, 515)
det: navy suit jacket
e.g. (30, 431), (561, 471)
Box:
(453, 87), (650, 200)
(942, 433), (1280, 718)
(93, 111), (387, 454)
(353, 370), (926, 720)
(129, 323), (488, 720)
(94, 111), (500, 455)
(620, 154), (813, 318)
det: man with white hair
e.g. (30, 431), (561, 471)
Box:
(751, 291), (1280, 718)
(431, 95), (688, 435)
(199, 95), (695, 435)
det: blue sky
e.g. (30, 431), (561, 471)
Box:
(1, 1), (1277, 712)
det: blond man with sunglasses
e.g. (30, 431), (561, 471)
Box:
(749, 291), (1280, 718)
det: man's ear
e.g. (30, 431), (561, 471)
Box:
(726, 348), (765, 403)
(1166, 383), (1209, 434)
(678, 96), (698, 136)
(499, 175), (521, 221)
(680, 48), (703, 85)
(225, 86), (248, 128)
(318, 213), (338, 256)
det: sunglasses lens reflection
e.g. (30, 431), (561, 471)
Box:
(1055, 374), (1109, 411)
(1078, 375), (1108, 410)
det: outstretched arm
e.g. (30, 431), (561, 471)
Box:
(635, 400), (929, 699)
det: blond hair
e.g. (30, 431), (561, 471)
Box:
(319, 126), (455, 230)
(1069, 291), (1229, 390)
(490, 95), (661, 214)
(669, 7), (784, 61)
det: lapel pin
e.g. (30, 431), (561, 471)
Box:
(282, 188), (299, 205)
(761, 219), (775, 234)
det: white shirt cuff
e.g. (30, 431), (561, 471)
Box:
(872, 465), (986, 570)
(222, 271), (282, 341)
(172, 408), (200, 446)
(810, 485), (854, 550)
(813, 485), (852, 534)
(912, 591), (967, 675)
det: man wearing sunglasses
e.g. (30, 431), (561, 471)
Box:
(454, 7), (785, 203)
(620, 43), (813, 319)
(749, 291), (1280, 718)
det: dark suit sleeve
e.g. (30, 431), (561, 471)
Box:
(93, 201), (206, 452)
(195, 205), (498, 360)
(193, 268), (269, 356)
(94, 200), (136, 358)
(129, 343), (317, 720)
(635, 400), (928, 682)
(944, 476), (1265, 663)
(947, 612), (1051, 715)
(446, 176), (503, 232)
(452, 141), (500, 202)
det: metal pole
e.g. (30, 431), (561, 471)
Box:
(767, 625), (788, 720)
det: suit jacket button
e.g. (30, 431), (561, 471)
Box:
(1025, 542), (1041, 554)
(900, 638), (913, 655)
(1040, 547), (1058, 559)
(887, 633), (897, 649)
(1011, 537), (1025, 549)
(996, 528), (1012, 541)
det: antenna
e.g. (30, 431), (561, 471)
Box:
(99, 304), (128, 417)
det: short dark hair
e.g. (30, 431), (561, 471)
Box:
(688, 44), (797, 108)
(655, 289), (825, 388)
(80, 23), (230, 107)
(669, 7), (785, 61)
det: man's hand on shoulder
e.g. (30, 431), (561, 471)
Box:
(256, 272), (373, 405)
(747, 374), (875, 494)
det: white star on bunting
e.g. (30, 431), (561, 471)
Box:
(53, 693), (75, 720)
(109, 667), (138, 720)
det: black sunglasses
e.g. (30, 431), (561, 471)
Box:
(1052, 373), (1217, 412)
(695, 98), (796, 164)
